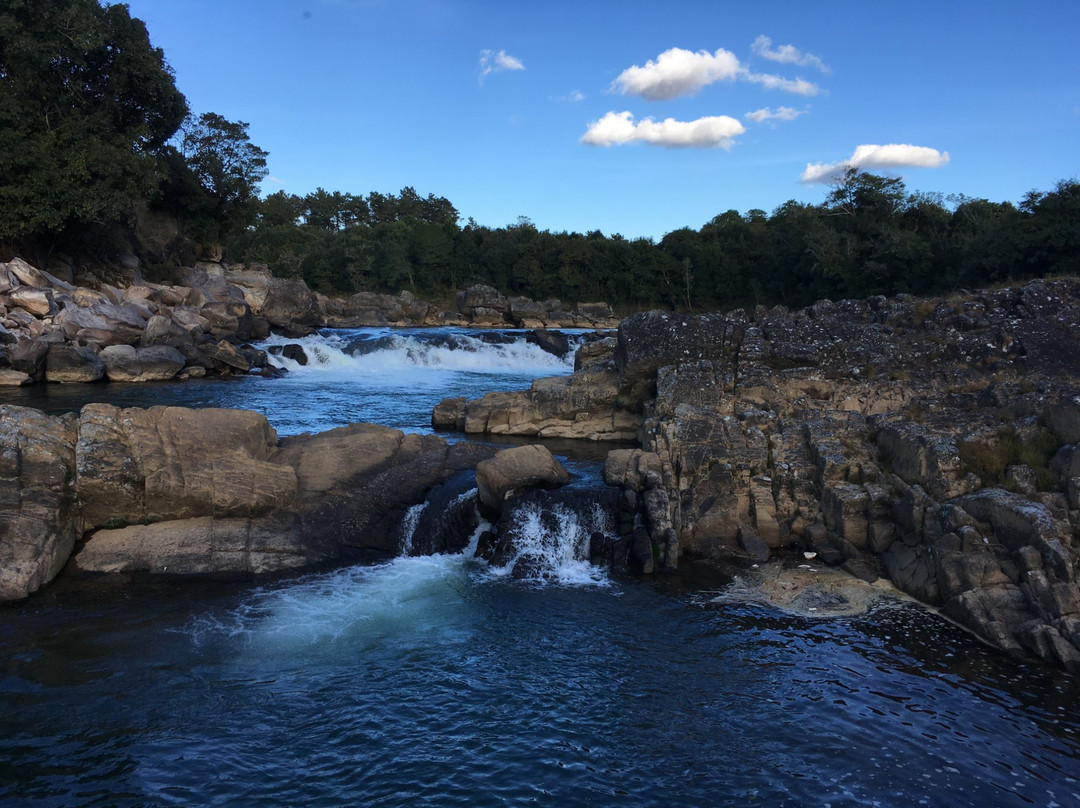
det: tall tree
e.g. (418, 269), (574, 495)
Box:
(175, 112), (268, 242)
(0, 0), (188, 257)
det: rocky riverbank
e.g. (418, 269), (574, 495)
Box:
(1, 401), (595, 600)
(0, 256), (619, 387)
(436, 276), (1080, 671)
(6, 259), (1080, 673)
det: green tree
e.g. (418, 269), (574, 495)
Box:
(0, 0), (188, 258)
(176, 112), (268, 242)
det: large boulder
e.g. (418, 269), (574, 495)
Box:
(75, 404), (297, 529)
(45, 344), (106, 383)
(99, 344), (186, 382)
(456, 284), (509, 317)
(615, 310), (745, 392)
(260, 277), (325, 327)
(7, 338), (48, 380)
(0, 406), (79, 600)
(8, 287), (52, 317)
(73, 514), (326, 576)
(475, 444), (570, 514)
(272, 423), (492, 554)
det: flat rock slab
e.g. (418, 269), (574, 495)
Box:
(716, 561), (906, 617)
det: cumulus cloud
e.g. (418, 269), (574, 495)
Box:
(609, 45), (824, 101)
(479, 49), (524, 83)
(745, 106), (805, 124)
(581, 110), (745, 149)
(745, 71), (820, 96)
(554, 90), (586, 103)
(611, 47), (742, 101)
(751, 35), (829, 73)
(801, 144), (951, 183)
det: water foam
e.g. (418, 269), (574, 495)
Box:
(484, 501), (611, 587)
(261, 329), (576, 377)
(190, 554), (475, 655)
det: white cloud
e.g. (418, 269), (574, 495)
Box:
(745, 71), (820, 96)
(581, 110), (745, 149)
(479, 49), (524, 83)
(554, 90), (586, 103)
(801, 143), (951, 183)
(751, 35), (829, 73)
(611, 47), (742, 101)
(268, 176), (286, 185)
(745, 106), (805, 124)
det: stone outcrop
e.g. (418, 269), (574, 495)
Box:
(435, 276), (1080, 671)
(0, 406), (78, 602)
(0, 403), (510, 597)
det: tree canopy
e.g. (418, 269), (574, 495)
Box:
(0, 0), (188, 257)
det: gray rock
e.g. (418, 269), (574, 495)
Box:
(99, 344), (186, 382)
(45, 344), (105, 383)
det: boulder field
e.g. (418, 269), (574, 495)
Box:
(436, 277), (1080, 671)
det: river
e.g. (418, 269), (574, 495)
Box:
(1, 328), (1079, 807)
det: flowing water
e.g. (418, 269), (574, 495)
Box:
(2, 329), (1080, 807)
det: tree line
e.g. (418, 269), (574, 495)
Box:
(227, 171), (1079, 311)
(2, 1), (1077, 313)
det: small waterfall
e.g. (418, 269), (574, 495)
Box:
(398, 502), (428, 555)
(478, 489), (617, 586)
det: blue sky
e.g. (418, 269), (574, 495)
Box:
(123, 0), (1079, 240)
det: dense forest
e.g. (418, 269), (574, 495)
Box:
(2, 0), (1078, 314)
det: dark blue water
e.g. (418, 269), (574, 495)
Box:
(2, 329), (1080, 807)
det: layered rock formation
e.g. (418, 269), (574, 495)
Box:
(0, 404), (501, 598)
(438, 277), (1080, 671)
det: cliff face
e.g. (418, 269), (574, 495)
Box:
(440, 277), (1080, 670)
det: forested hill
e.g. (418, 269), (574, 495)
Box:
(1, 1), (1077, 314)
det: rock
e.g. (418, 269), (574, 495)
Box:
(7, 338), (48, 380)
(615, 310), (744, 391)
(75, 404), (297, 528)
(0, 406), (78, 600)
(453, 369), (641, 440)
(431, 396), (466, 431)
(273, 423), (484, 554)
(8, 287), (52, 317)
(529, 329), (571, 358)
(223, 265), (272, 312)
(260, 277), (325, 327)
(45, 344), (105, 383)
(576, 301), (615, 321)
(0, 370), (31, 386)
(202, 340), (251, 372)
(280, 343), (308, 365)
(74, 514), (325, 576)
(475, 444), (570, 514)
(738, 524), (771, 562)
(6, 257), (49, 288)
(99, 344), (186, 382)
(457, 284), (509, 317)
